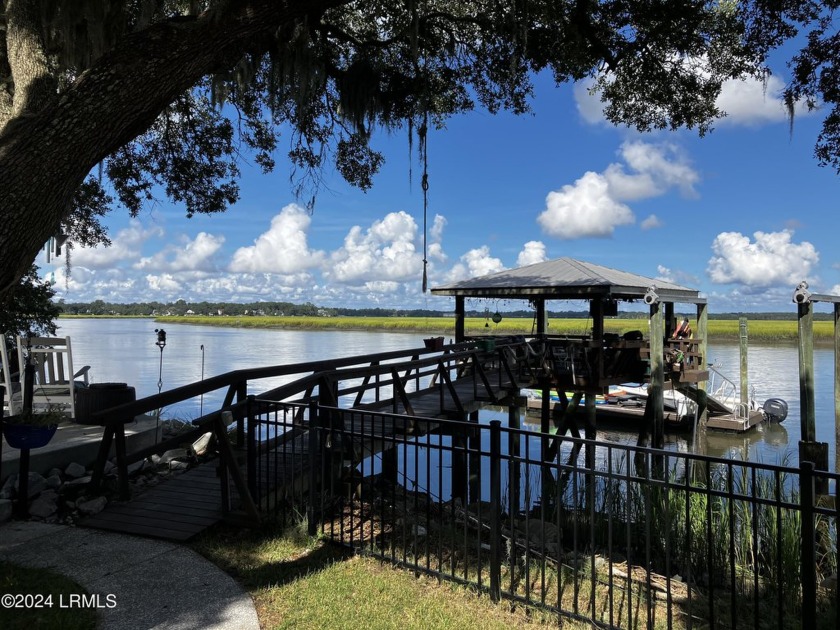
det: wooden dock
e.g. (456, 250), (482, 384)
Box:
(76, 336), (757, 540)
(80, 462), (228, 541)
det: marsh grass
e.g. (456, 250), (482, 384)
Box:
(157, 315), (829, 342)
(311, 453), (837, 630)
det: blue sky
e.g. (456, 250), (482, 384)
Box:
(38, 63), (840, 314)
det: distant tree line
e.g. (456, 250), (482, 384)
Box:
(56, 300), (820, 320)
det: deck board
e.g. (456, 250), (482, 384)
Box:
(79, 463), (229, 540)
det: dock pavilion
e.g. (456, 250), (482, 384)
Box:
(431, 257), (710, 448)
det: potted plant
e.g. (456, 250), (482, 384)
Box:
(2, 407), (65, 449)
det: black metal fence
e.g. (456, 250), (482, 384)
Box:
(247, 399), (839, 629)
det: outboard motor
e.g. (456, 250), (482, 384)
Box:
(763, 398), (788, 423)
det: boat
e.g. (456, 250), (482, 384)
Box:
(524, 365), (788, 434)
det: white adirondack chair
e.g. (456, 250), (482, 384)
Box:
(1, 339), (22, 416)
(16, 336), (91, 418)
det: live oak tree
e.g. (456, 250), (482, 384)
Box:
(0, 1), (836, 304)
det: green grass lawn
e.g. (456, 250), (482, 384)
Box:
(191, 523), (566, 630)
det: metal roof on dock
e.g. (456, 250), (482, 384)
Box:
(431, 257), (705, 303)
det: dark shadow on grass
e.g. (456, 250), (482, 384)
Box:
(190, 521), (354, 591)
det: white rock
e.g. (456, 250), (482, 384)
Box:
(159, 449), (189, 464)
(127, 460), (146, 475)
(191, 432), (213, 456)
(169, 460), (190, 471)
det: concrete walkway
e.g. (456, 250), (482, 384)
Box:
(0, 521), (259, 630)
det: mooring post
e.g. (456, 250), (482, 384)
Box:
(797, 296), (829, 479)
(739, 318), (749, 414)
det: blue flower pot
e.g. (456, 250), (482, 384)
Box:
(2, 422), (58, 449)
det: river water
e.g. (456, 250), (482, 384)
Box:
(54, 318), (838, 469)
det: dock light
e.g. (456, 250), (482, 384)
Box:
(155, 328), (167, 349)
(793, 281), (812, 304)
(643, 286), (659, 305)
(492, 311), (503, 324)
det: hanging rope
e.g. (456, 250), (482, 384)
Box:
(420, 114), (429, 292)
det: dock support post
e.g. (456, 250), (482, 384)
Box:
(468, 410), (481, 503)
(489, 420), (502, 603)
(739, 318), (749, 414)
(835, 303), (840, 475)
(649, 301), (665, 449)
(452, 413), (468, 505)
(508, 399), (521, 520)
(455, 296), (465, 343)
(536, 299), (547, 336)
(797, 298), (829, 479)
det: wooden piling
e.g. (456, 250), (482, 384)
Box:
(739, 318), (749, 414)
(649, 302), (665, 449)
(835, 303), (840, 474)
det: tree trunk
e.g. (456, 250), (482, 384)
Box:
(0, 0), (344, 301)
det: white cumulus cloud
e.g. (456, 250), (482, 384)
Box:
(229, 203), (324, 273)
(707, 230), (819, 287)
(538, 141), (698, 240)
(517, 241), (548, 267)
(641, 215), (663, 230)
(575, 69), (808, 128)
(135, 232), (225, 272)
(61, 221), (163, 269)
(327, 211), (423, 283)
(538, 171), (635, 239)
(445, 246), (505, 283)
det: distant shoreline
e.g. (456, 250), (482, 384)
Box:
(56, 314), (834, 344)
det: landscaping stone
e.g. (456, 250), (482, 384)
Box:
(0, 475), (15, 500)
(77, 496), (107, 516)
(29, 493), (59, 519)
(0, 499), (12, 523)
(65, 462), (87, 479)
(18, 472), (47, 498)
(64, 475), (93, 487)
(46, 474), (62, 490)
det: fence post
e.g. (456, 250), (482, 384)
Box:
(489, 420), (502, 603)
(308, 399), (320, 537)
(800, 461), (816, 629)
(246, 395), (256, 498)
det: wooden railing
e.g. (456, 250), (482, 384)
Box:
(88, 336), (541, 516)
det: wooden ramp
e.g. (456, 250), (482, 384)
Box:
(79, 462), (228, 541)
